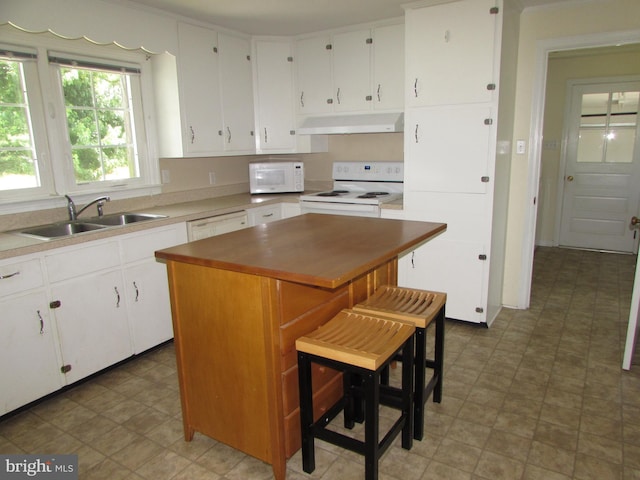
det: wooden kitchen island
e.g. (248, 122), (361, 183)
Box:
(155, 214), (446, 480)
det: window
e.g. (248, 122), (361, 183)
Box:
(61, 67), (139, 183)
(578, 90), (639, 164)
(0, 34), (159, 210)
(0, 50), (49, 197)
(51, 56), (146, 189)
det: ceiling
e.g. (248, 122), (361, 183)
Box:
(118, 0), (576, 36)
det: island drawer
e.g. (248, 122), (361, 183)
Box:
(276, 281), (348, 325)
(279, 291), (349, 371)
(281, 363), (340, 415)
(283, 372), (343, 458)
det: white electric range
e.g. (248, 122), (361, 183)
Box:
(299, 162), (404, 218)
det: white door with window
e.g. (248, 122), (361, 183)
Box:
(559, 81), (640, 253)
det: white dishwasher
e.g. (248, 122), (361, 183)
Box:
(186, 211), (248, 241)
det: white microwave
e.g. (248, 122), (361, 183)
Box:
(249, 161), (304, 194)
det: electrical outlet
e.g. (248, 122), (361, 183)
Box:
(161, 169), (170, 183)
(209, 172), (216, 185)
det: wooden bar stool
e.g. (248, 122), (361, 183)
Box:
(353, 285), (446, 440)
(296, 309), (415, 480)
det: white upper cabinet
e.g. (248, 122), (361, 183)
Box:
(253, 39), (297, 153)
(332, 29), (372, 113)
(405, 0), (499, 107)
(295, 35), (333, 115)
(176, 23), (255, 156)
(372, 23), (404, 111)
(177, 22), (224, 155)
(218, 32), (256, 152)
(295, 23), (404, 116)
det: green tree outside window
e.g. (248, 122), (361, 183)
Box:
(0, 59), (40, 190)
(60, 67), (139, 184)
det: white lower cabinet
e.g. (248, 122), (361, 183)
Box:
(50, 268), (131, 384)
(0, 222), (187, 415)
(187, 211), (248, 240)
(281, 202), (301, 219)
(399, 237), (487, 324)
(248, 204), (283, 226)
(0, 290), (62, 415)
(120, 224), (188, 353)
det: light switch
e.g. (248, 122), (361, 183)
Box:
(516, 140), (526, 155)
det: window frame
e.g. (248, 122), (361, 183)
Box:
(0, 28), (161, 214)
(48, 53), (152, 194)
(0, 47), (55, 202)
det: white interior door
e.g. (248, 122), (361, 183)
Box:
(559, 81), (640, 252)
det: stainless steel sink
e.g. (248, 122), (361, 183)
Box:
(13, 212), (167, 240)
(18, 222), (107, 240)
(86, 213), (167, 226)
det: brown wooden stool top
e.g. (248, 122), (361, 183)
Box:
(352, 286), (446, 329)
(295, 309), (415, 371)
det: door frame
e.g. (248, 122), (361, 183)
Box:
(553, 75), (640, 252)
(518, 28), (640, 310)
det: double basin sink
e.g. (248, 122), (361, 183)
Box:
(14, 213), (167, 240)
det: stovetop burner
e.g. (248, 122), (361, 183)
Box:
(358, 191), (390, 198)
(317, 190), (349, 197)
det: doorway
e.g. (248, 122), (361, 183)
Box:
(557, 79), (640, 253)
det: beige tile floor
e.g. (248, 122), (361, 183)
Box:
(2, 246), (640, 479)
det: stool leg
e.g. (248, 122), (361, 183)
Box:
(297, 352), (315, 474)
(343, 371), (355, 429)
(402, 335), (415, 449)
(363, 372), (379, 480)
(433, 307), (445, 403)
(413, 327), (426, 441)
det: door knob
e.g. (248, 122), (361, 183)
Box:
(632, 216), (640, 226)
(566, 175), (574, 182)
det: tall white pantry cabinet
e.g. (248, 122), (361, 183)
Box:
(396, 0), (508, 325)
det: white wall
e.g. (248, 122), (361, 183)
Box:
(536, 47), (640, 246)
(502, 0), (640, 308)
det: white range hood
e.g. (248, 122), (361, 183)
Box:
(297, 112), (404, 135)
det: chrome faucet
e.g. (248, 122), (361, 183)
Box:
(65, 195), (111, 221)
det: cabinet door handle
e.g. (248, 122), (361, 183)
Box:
(377, 84), (381, 102)
(414, 124), (419, 143)
(0, 270), (20, 280)
(300, 91), (304, 108)
(263, 213), (274, 218)
(264, 128), (268, 143)
(114, 286), (120, 308)
(414, 78), (418, 98)
(226, 126), (232, 143)
(336, 87), (341, 104)
(37, 310), (44, 334)
(189, 126), (195, 144)
(133, 281), (139, 302)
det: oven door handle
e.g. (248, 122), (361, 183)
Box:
(300, 201), (380, 216)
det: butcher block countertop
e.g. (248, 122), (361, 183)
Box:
(155, 213), (446, 289)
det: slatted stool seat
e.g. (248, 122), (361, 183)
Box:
(296, 309), (415, 480)
(353, 285), (446, 440)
